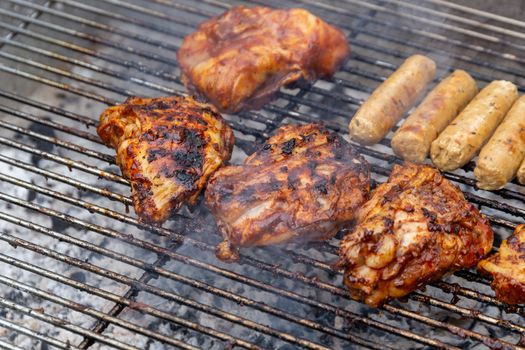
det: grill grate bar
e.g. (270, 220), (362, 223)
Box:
(0, 270), (196, 350)
(312, 0), (525, 53)
(424, 0), (525, 27)
(0, 136), (128, 185)
(0, 89), (97, 128)
(0, 172), (459, 349)
(256, 0), (525, 87)
(7, 0), (183, 51)
(3, 0), (525, 144)
(2, 64), (522, 230)
(0, 118), (113, 163)
(55, 0), (525, 91)
(0, 1), (523, 349)
(0, 206), (385, 350)
(6, 43), (525, 203)
(1, 79), (520, 240)
(379, 0), (525, 41)
(3, 31), (525, 207)
(0, 224), (330, 350)
(0, 103), (102, 144)
(0, 338), (25, 350)
(0, 290), (139, 350)
(0, 251), (256, 350)
(0, 152), (131, 207)
(0, 63), (116, 105)
(0, 316), (79, 350)
(290, 250), (525, 335)
(77, 255), (171, 350)
(0, 163), (515, 349)
(0, 20), (180, 84)
(6, 96), (525, 229)
(2, 0), (520, 127)
(0, 8), (179, 68)
(98, 0), (215, 24)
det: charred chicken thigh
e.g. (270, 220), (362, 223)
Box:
(98, 96), (234, 224)
(205, 123), (370, 261)
(338, 163), (493, 307)
(478, 225), (525, 305)
(177, 6), (350, 113)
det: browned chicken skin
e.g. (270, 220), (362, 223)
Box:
(205, 123), (370, 261)
(97, 96), (234, 224)
(478, 225), (525, 305)
(177, 6), (350, 113)
(338, 163), (493, 307)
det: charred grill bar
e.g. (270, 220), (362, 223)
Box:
(0, 0), (524, 349)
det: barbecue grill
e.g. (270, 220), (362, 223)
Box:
(0, 0), (524, 349)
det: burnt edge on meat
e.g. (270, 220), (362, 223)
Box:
(478, 224), (525, 305)
(205, 123), (370, 262)
(98, 95), (234, 224)
(337, 162), (493, 307)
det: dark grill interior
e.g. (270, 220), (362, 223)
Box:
(1, 0), (525, 349)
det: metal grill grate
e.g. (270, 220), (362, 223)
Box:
(0, 0), (525, 349)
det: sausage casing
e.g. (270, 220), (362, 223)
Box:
(391, 70), (477, 162)
(515, 141), (525, 185)
(348, 54), (436, 145)
(474, 95), (525, 190)
(430, 80), (518, 172)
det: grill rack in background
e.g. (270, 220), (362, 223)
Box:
(0, 0), (524, 349)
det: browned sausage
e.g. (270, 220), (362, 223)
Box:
(474, 95), (525, 190)
(391, 70), (477, 162)
(348, 54), (436, 145)
(430, 80), (518, 172)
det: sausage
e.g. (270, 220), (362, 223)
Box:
(348, 54), (436, 145)
(391, 70), (478, 163)
(516, 144), (525, 185)
(430, 80), (518, 172)
(474, 95), (525, 190)
(518, 159), (525, 185)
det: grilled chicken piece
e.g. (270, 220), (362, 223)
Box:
(338, 163), (493, 307)
(97, 96), (234, 224)
(205, 123), (370, 261)
(177, 6), (350, 113)
(478, 225), (525, 305)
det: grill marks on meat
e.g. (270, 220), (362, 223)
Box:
(177, 6), (350, 113)
(478, 224), (525, 305)
(97, 96), (234, 224)
(205, 123), (370, 262)
(338, 163), (493, 307)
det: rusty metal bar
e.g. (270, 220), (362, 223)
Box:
(0, 180), (456, 349)
(0, 229), (330, 350)
(0, 273), (199, 350)
(0, 1), (522, 349)
(0, 172), (497, 349)
(0, 252), (253, 350)
(0, 316), (79, 350)
(0, 209), (386, 350)
(0, 136), (128, 185)
(0, 294), (139, 350)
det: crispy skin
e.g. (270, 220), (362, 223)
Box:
(205, 123), (370, 261)
(177, 6), (350, 113)
(97, 96), (234, 224)
(338, 163), (493, 307)
(478, 225), (525, 305)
